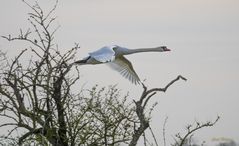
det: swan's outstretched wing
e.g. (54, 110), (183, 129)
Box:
(107, 56), (141, 84)
(89, 46), (115, 63)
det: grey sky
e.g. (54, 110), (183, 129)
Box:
(1, 0), (239, 145)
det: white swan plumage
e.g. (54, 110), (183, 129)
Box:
(74, 45), (170, 84)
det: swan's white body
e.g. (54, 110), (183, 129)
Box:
(75, 45), (170, 84)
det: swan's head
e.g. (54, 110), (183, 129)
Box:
(160, 46), (171, 51)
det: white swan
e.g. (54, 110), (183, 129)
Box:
(74, 45), (170, 84)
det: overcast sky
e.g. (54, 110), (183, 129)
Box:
(1, 0), (239, 145)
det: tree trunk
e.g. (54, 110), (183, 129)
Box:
(52, 75), (68, 146)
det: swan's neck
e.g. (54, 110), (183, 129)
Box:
(125, 47), (164, 55)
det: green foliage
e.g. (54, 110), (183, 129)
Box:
(66, 85), (137, 145)
(0, 1), (219, 146)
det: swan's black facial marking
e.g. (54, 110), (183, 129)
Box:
(161, 46), (171, 51)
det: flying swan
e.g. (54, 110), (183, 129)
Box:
(74, 45), (170, 84)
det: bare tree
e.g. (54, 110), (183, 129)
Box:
(0, 0), (78, 145)
(128, 76), (187, 146)
(0, 1), (219, 146)
(172, 116), (220, 146)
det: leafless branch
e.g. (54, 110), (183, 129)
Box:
(129, 75), (186, 146)
(173, 116), (220, 146)
(0, 1), (219, 146)
(149, 125), (159, 146)
(142, 75), (187, 109)
(163, 116), (168, 146)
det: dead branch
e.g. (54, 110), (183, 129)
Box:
(129, 75), (186, 146)
(173, 116), (220, 146)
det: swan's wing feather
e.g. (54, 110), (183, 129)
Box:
(107, 56), (141, 84)
(89, 46), (115, 63)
